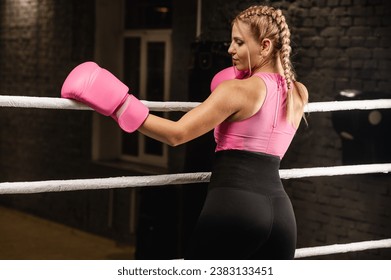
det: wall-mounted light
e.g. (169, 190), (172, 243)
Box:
(155, 7), (169, 14)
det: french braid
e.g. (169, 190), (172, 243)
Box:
(234, 5), (300, 123)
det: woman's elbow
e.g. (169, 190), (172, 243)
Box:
(166, 134), (186, 147)
(165, 129), (189, 147)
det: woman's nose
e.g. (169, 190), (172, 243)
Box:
(228, 42), (235, 55)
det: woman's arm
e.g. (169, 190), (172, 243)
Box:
(138, 77), (265, 146)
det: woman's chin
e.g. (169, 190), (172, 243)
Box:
(233, 64), (244, 71)
(236, 66), (249, 72)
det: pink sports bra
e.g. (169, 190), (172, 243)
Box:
(214, 72), (297, 159)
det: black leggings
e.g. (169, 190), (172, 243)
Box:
(185, 150), (297, 260)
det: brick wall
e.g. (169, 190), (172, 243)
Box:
(0, 0), (94, 177)
(284, 0), (391, 259)
(201, 0), (391, 259)
(0, 0), (136, 240)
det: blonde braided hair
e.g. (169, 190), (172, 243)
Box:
(234, 5), (305, 124)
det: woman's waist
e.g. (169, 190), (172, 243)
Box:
(209, 150), (285, 195)
(213, 149), (281, 170)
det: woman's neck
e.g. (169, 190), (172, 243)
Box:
(252, 57), (284, 76)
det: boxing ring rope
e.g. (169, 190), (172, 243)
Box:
(294, 238), (391, 259)
(0, 163), (390, 195)
(1, 95), (391, 259)
(1, 95), (391, 112)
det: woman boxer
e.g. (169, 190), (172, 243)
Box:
(61, 5), (308, 259)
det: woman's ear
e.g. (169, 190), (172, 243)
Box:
(260, 39), (272, 55)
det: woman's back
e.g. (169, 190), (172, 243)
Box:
(214, 72), (304, 158)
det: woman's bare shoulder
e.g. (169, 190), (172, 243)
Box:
(217, 75), (267, 121)
(294, 81), (309, 104)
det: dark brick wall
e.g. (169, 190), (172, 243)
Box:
(284, 0), (391, 259)
(201, 0), (391, 259)
(0, 0), (94, 178)
(0, 0), (136, 240)
(201, 0), (391, 98)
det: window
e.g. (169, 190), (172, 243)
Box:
(121, 30), (172, 167)
(120, 0), (172, 168)
(93, 0), (172, 171)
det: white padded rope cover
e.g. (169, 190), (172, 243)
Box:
(0, 173), (211, 194)
(0, 163), (390, 195)
(1, 95), (391, 112)
(305, 99), (391, 112)
(295, 238), (391, 259)
(279, 163), (391, 179)
(0, 95), (199, 112)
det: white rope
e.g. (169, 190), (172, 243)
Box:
(279, 163), (391, 179)
(0, 163), (390, 195)
(295, 238), (391, 259)
(305, 99), (391, 112)
(1, 95), (391, 112)
(0, 173), (211, 194)
(0, 95), (199, 112)
(0, 95), (91, 111)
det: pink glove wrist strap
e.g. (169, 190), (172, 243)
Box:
(112, 95), (149, 133)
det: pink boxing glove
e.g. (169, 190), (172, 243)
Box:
(61, 61), (149, 133)
(210, 66), (248, 92)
